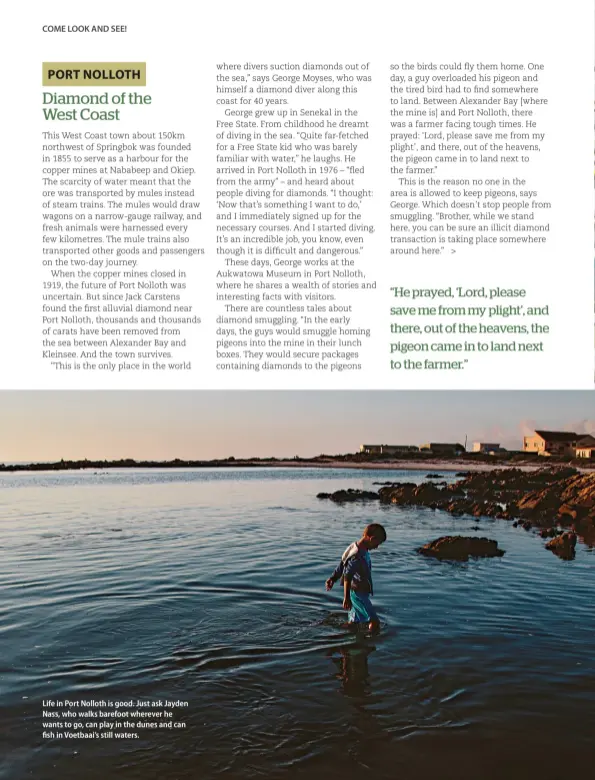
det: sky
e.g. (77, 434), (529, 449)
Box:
(0, 390), (593, 462)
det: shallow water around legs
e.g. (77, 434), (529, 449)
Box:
(1, 468), (594, 779)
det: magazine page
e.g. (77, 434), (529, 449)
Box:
(1, 2), (594, 780)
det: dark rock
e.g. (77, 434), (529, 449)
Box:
(445, 483), (466, 493)
(425, 473), (444, 479)
(540, 528), (559, 538)
(378, 482), (417, 503)
(325, 489), (379, 503)
(418, 536), (505, 561)
(545, 532), (577, 560)
(557, 504), (578, 521)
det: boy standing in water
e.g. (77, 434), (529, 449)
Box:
(325, 523), (387, 631)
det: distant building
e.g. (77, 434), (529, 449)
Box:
(575, 435), (595, 458)
(359, 444), (419, 455)
(472, 442), (505, 454)
(523, 430), (579, 457)
(419, 442), (466, 455)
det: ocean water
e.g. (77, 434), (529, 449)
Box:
(1, 467), (593, 780)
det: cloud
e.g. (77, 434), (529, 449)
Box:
(518, 419), (538, 438)
(572, 419), (595, 435)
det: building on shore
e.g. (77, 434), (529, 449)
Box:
(359, 444), (419, 455)
(575, 435), (595, 458)
(419, 442), (466, 456)
(523, 430), (580, 457)
(472, 442), (505, 454)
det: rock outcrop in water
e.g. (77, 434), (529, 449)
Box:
(317, 467), (595, 550)
(545, 532), (577, 560)
(382, 468), (595, 545)
(418, 536), (505, 561)
(316, 489), (379, 502)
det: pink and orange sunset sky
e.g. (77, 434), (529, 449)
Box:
(0, 390), (593, 462)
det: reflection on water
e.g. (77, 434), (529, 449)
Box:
(0, 468), (594, 779)
(330, 642), (376, 698)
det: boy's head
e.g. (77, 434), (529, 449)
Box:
(362, 523), (387, 549)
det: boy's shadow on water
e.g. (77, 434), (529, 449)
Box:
(320, 615), (381, 697)
(329, 642), (376, 697)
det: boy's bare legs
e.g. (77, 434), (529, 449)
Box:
(327, 576), (380, 631)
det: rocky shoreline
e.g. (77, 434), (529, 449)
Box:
(317, 466), (595, 557)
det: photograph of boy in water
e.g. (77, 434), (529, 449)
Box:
(325, 523), (387, 631)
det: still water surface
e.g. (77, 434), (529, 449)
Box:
(1, 468), (593, 779)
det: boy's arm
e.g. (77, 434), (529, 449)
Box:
(325, 559), (345, 590)
(342, 577), (352, 610)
